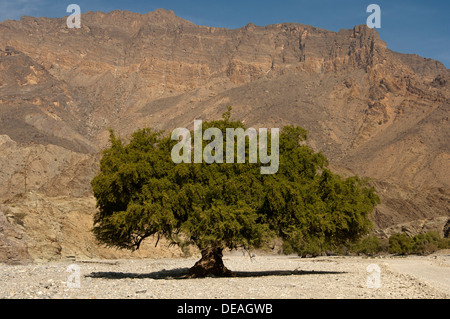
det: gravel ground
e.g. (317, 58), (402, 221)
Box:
(0, 253), (449, 299)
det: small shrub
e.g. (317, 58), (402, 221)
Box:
(281, 240), (295, 255)
(438, 237), (450, 249)
(350, 235), (385, 256)
(389, 233), (414, 255)
(296, 238), (324, 258)
(333, 244), (350, 256)
(412, 231), (440, 255)
(388, 231), (449, 256)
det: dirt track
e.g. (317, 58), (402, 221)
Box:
(382, 254), (450, 296)
(0, 253), (449, 299)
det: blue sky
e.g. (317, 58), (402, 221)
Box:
(0, 0), (449, 68)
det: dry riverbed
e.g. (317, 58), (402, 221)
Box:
(1, 252), (449, 299)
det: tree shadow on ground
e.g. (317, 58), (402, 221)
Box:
(86, 268), (346, 280)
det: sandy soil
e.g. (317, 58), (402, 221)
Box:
(0, 252), (449, 299)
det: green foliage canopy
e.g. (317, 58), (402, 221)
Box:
(91, 112), (379, 254)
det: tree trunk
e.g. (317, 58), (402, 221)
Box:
(189, 247), (233, 278)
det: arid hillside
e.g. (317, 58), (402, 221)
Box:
(0, 9), (448, 263)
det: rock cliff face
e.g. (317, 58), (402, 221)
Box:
(0, 206), (32, 264)
(0, 9), (448, 262)
(0, 193), (183, 262)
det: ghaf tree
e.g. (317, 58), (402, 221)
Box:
(91, 110), (379, 277)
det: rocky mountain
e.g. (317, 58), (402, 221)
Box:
(0, 9), (448, 263)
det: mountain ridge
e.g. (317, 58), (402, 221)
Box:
(0, 9), (448, 262)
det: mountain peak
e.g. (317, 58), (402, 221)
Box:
(151, 8), (176, 16)
(0, 9), (448, 235)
